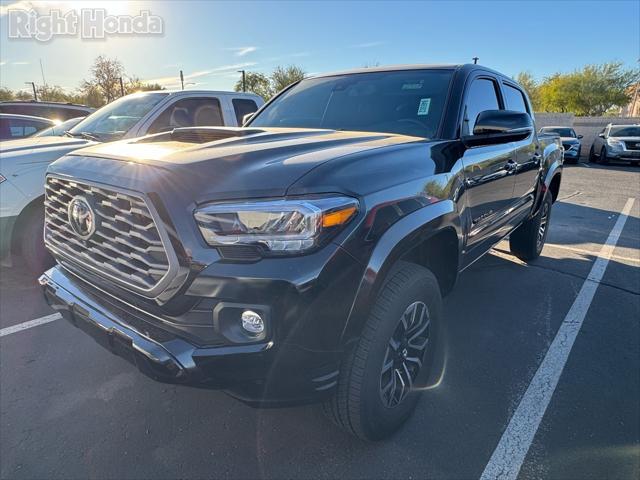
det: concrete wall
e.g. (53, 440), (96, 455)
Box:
(534, 113), (640, 158)
(534, 113), (574, 129)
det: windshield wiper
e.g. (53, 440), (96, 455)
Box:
(64, 131), (101, 142)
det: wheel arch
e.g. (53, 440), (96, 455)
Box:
(339, 200), (462, 346)
(10, 194), (45, 255)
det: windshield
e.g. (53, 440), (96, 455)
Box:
(250, 69), (453, 138)
(68, 92), (168, 141)
(32, 117), (85, 137)
(609, 126), (640, 137)
(541, 127), (576, 137)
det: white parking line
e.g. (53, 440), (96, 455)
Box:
(0, 313), (62, 338)
(480, 197), (635, 480)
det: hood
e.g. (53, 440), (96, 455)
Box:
(0, 135), (94, 155)
(560, 136), (579, 143)
(51, 127), (426, 202)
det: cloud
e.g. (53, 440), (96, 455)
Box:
(227, 46), (258, 57)
(350, 41), (384, 49)
(144, 62), (257, 87)
(0, 1), (31, 16)
(0, 61), (6, 66)
(12, 61), (30, 65)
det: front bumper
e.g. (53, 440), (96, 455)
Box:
(562, 148), (580, 159)
(39, 265), (344, 406)
(606, 148), (640, 161)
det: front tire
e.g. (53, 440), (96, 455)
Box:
(589, 146), (597, 163)
(509, 191), (552, 261)
(20, 206), (54, 275)
(323, 261), (442, 441)
(600, 147), (609, 164)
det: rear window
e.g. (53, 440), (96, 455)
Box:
(232, 98), (258, 125)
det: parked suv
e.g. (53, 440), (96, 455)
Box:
(589, 124), (640, 164)
(0, 101), (94, 121)
(539, 126), (583, 163)
(40, 65), (562, 440)
(0, 90), (263, 273)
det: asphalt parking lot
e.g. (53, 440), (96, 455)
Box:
(1, 161), (638, 480)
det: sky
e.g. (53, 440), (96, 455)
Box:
(0, 0), (638, 95)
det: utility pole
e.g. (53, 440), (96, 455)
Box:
(25, 82), (37, 101)
(119, 77), (125, 97)
(238, 70), (246, 92)
(472, 56), (479, 65)
(180, 70), (184, 90)
(39, 59), (46, 86)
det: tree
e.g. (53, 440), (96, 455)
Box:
(270, 65), (306, 94)
(0, 87), (14, 101)
(234, 71), (272, 100)
(38, 85), (73, 103)
(81, 55), (125, 104)
(125, 76), (165, 94)
(532, 62), (638, 116)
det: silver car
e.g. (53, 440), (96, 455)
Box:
(589, 124), (640, 165)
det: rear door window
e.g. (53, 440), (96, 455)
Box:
(148, 97), (224, 133)
(232, 98), (258, 125)
(503, 84), (529, 114)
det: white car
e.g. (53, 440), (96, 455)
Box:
(0, 90), (264, 272)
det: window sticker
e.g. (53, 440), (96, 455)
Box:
(402, 83), (423, 90)
(417, 98), (431, 116)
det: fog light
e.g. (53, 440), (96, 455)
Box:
(241, 310), (264, 335)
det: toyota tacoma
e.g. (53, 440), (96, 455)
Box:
(40, 64), (563, 440)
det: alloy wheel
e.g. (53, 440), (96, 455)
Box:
(379, 301), (431, 408)
(537, 202), (549, 249)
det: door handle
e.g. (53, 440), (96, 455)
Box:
(504, 160), (518, 172)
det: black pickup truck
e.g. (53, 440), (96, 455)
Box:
(40, 64), (562, 440)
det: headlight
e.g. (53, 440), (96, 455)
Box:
(194, 196), (359, 255)
(607, 138), (624, 149)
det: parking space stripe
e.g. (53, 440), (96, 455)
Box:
(480, 197), (636, 480)
(0, 313), (62, 337)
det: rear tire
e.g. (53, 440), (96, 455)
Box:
(20, 206), (54, 275)
(323, 261), (442, 441)
(509, 191), (552, 261)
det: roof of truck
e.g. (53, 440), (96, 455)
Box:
(309, 63), (503, 79)
(140, 89), (263, 97)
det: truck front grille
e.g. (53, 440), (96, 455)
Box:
(624, 141), (640, 151)
(44, 176), (171, 295)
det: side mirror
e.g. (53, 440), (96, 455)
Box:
(461, 110), (533, 148)
(598, 133), (605, 138)
(577, 134), (583, 139)
(242, 113), (255, 126)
